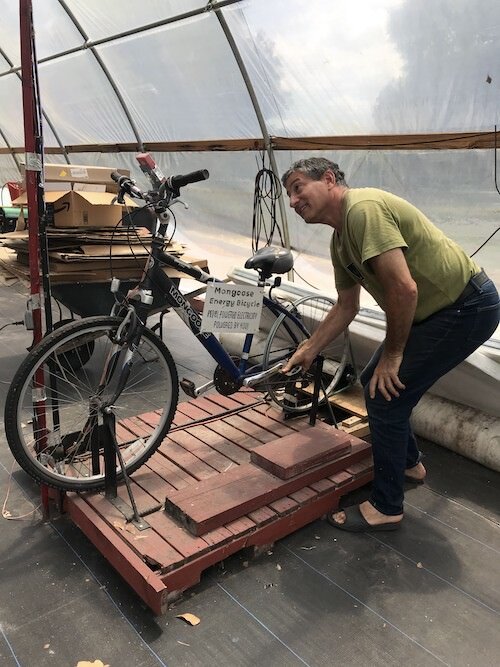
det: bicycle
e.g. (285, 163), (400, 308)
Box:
(4, 154), (356, 492)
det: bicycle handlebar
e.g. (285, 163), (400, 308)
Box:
(110, 171), (144, 199)
(166, 169), (209, 190)
(110, 168), (209, 202)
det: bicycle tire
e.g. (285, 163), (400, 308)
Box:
(262, 295), (354, 413)
(4, 316), (178, 492)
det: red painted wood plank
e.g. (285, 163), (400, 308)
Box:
(222, 413), (277, 443)
(116, 422), (135, 444)
(144, 511), (211, 561)
(165, 464), (252, 503)
(250, 403), (303, 430)
(224, 516), (256, 536)
(166, 429), (236, 473)
(289, 487), (317, 504)
(104, 481), (250, 569)
(201, 526), (234, 547)
(82, 489), (183, 571)
(165, 438), (371, 535)
(172, 410), (194, 427)
(162, 533), (250, 595)
(234, 408), (298, 438)
(310, 478), (338, 494)
(268, 497), (299, 515)
(131, 465), (176, 495)
(199, 393), (244, 411)
(147, 449), (198, 490)
(247, 506), (277, 525)
(250, 424), (351, 479)
(160, 437), (220, 480)
(136, 410), (162, 428)
(202, 419), (263, 453)
(66, 494), (169, 616)
(176, 400), (212, 420)
(122, 416), (153, 438)
(130, 466), (233, 560)
(187, 395), (232, 416)
(346, 457), (374, 476)
(206, 390), (264, 409)
(183, 424), (250, 465)
(329, 470), (354, 486)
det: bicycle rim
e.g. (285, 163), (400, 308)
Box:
(263, 295), (350, 413)
(5, 316), (178, 491)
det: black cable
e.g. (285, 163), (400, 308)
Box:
(291, 267), (319, 290)
(107, 202), (179, 301)
(470, 226), (499, 258)
(494, 124), (500, 197)
(0, 321), (24, 333)
(468, 126), (500, 257)
(251, 152), (285, 252)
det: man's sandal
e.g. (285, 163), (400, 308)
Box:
(327, 505), (403, 533)
(404, 475), (425, 485)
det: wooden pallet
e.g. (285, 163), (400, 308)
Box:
(300, 382), (370, 436)
(64, 390), (373, 615)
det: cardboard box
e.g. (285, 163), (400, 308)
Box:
(14, 163), (137, 228)
(21, 163), (130, 187)
(13, 190), (136, 228)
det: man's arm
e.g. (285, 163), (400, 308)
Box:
(368, 247), (418, 400)
(282, 283), (360, 373)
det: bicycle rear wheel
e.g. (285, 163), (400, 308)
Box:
(4, 316), (178, 491)
(262, 295), (354, 413)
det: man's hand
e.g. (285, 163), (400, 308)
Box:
(369, 352), (405, 401)
(281, 284), (359, 376)
(282, 340), (315, 374)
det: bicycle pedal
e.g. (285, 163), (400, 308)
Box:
(180, 377), (197, 398)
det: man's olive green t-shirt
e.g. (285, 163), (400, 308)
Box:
(330, 188), (480, 322)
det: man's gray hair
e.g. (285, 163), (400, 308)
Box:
(281, 157), (347, 187)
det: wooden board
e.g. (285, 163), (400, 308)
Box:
(329, 384), (368, 417)
(164, 434), (370, 536)
(250, 422), (351, 479)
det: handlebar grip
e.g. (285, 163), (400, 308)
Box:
(110, 171), (144, 199)
(169, 169), (209, 190)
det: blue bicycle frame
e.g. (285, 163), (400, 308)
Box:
(132, 244), (308, 383)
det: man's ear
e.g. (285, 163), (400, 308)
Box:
(323, 169), (336, 187)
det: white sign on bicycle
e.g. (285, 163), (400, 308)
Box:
(201, 283), (264, 334)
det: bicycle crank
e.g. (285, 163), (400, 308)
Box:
(213, 362), (241, 395)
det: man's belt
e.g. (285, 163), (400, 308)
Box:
(456, 269), (490, 302)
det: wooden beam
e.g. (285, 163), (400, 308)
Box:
(1, 130), (496, 155)
(272, 131), (497, 151)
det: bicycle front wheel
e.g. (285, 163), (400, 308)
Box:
(4, 316), (178, 491)
(262, 295), (353, 413)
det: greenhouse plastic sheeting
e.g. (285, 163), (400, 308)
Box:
(0, 0), (498, 306)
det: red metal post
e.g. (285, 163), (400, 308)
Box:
(19, 0), (43, 344)
(19, 0), (49, 514)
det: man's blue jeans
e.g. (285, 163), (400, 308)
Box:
(359, 276), (500, 516)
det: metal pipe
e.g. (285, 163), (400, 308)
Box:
(211, 1), (292, 264)
(57, 0), (144, 152)
(1, 0), (245, 79)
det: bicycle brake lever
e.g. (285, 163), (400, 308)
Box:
(170, 198), (189, 210)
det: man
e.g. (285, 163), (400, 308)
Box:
(281, 157), (500, 532)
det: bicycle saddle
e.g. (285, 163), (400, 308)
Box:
(244, 246), (294, 279)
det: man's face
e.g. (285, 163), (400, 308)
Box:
(284, 171), (331, 223)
